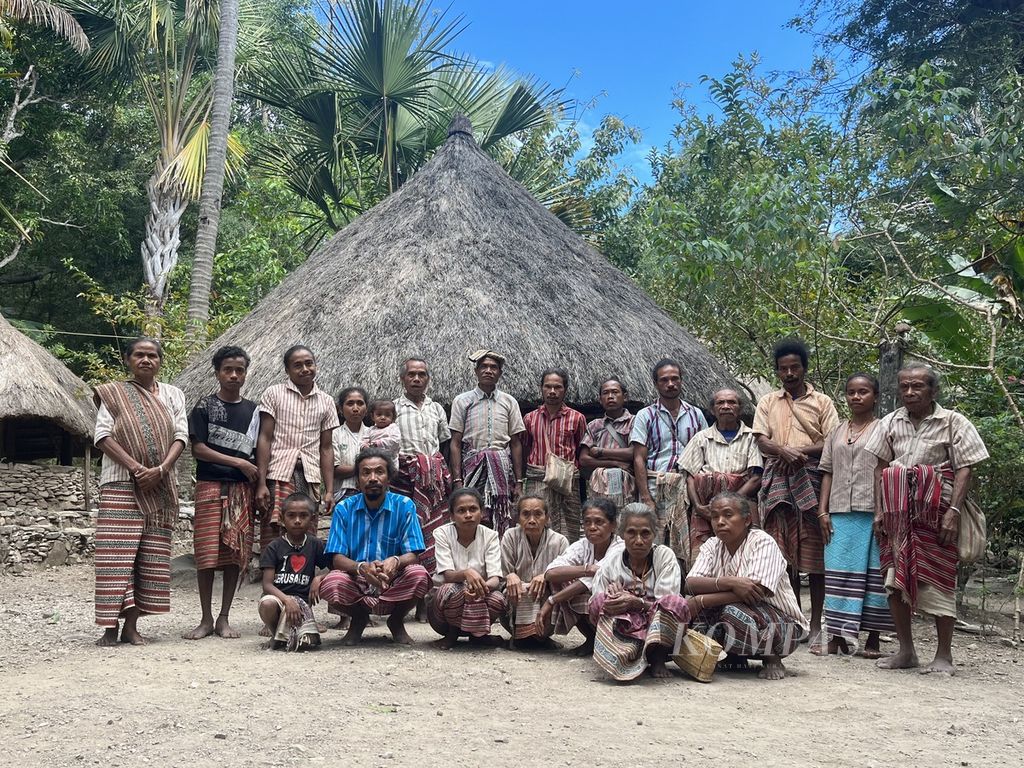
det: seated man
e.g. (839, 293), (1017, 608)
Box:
(319, 448), (431, 645)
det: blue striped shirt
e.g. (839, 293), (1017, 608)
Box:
(629, 400), (708, 472)
(325, 491), (425, 561)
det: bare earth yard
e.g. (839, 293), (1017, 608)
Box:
(1, 564), (1021, 768)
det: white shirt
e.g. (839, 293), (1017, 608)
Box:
(432, 522), (502, 586)
(332, 423), (366, 491)
(545, 535), (623, 591)
(589, 542), (680, 604)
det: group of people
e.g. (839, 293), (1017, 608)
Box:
(89, 336), (988, 681)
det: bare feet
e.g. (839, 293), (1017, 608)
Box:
(415, 599), (428, 624)
(215, 615), (240, 639)
(342, 615), (369, 646)
(96, 627), (120, 647)
(822, 637), (852, 656)
(183, 618), (215, 640)
(259, 625), (272, 637)
(859, 632), (884, 659)
(807, 630), (824, 655)
(920, 656), (955, 676)
(648, 660), (673, 678)
(434, 632), (459, 650)
(759, 658), (787, 680)
(572, 639), (595, 657)
(120, 627), (148, 646)
(334, 616), (350, 631)
(877, 650), (919, 670)
(387, 614), (414, 645)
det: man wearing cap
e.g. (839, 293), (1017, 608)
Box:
(449, 350), (526, 537)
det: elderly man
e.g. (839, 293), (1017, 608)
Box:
(864, 364), (988, 675)
(392, 358), (452, 574)
(319, 448), (431, 645)
(449, 350), (526, 537)
(579, 378), (636, 513)
(631, 358), (708, 566)
(679, 387), (763, 562)
(752, 338), (840, 652)
(522, 368), (587, 542)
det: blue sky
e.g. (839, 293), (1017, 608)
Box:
(444, 1), (819, 180)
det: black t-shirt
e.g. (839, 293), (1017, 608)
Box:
(188, 394), (259, 482)
(259, 535), (330, 601)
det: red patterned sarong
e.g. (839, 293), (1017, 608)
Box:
(589, 592), (691, 681)
(758, 459), (825, 574)
(94, 482), (172, 627)
(878, 463), (957, 607)
(260, 465), (319, 551)
(393, 452), (452, 573)
(427, 583), (507, 637)
(319, 565), (430, 616)
(463, 447), (515, 537)
(193, 480), (254, 575)
(690, 472), (747, 561)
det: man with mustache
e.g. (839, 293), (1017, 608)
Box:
(318, 448), (430, 646)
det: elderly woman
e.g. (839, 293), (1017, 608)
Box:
(588, 503), (692, 681)
(686, 492), (808, 680)
(537, 498), (622, 656)
(93, 337), (187, 646)
(428, 488), (507, 649)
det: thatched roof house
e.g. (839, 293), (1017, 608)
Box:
(0, 312), (96, 462)
(175, 116), (741, 411)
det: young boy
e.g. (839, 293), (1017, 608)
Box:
(361, 399), (402, 463)
(258, 493), (330, 651)
(184, 345), (259, 641)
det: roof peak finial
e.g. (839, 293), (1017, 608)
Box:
(447, 114), (474, 139)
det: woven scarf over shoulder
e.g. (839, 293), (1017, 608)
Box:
(94, 380), (179, 528)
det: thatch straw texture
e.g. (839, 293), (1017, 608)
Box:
(0, 313), (96, 438)
(175, 117), (740, 409)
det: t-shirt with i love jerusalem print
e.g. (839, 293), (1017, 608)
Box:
(260, 535), (330, 601)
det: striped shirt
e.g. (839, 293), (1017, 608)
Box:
(629, 400), (708, 472)
(545, 534), (623, 591)
(332, 423), (365, 492)
(259, 381), (340, 484)
(751, 383), (840, 449)
(863, 403), (989, 505)
(324, 491), (425, 560)
(394, 394), (451, 456)
(448, 387), (526, 450)
(818, 421), (880, 514)
(94, 382), (188, 485)
(689, 528), (809, 631)
(678, 423), (763, 477)
(580, 412), (635, 451)
(522, 404), (587, 467)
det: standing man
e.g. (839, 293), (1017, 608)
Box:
(864, 364), (988, 675)
(631, 358), (708, 566)
(522, 368), (587, 541)
(678, 387), (763, 563)
(184, 345), (260, 640)
(319, 448), (431, 645)
(255, 345), (338, 551)
(752, 338), (840, 652)
(392, 358), (452, 574)
(449, 350), (526, 537)
(579, 378), (636, 513)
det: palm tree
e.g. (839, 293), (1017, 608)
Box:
(0, 0), (89, 53)
(185, 0), (238, 342)
(249, 0), (571, 243)
(70, 0), (256, 319)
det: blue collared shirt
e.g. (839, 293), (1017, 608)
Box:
(324, 491), (425, 561)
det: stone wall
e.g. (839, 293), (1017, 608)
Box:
(0, 462), (98, 510)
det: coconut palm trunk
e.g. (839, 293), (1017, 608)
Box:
(141, 168), (187, 319)
(185, 0), (240, 342)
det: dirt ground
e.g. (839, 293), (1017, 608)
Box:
(1, 564), (1021, 768)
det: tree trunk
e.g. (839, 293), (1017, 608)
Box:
(877, 338), (905, 416)
(141, 169), (187, 323)
(185, 0), (240, 345)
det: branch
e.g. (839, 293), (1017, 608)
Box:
(2, 66), (43, 146)
(0, 230), (30, 270)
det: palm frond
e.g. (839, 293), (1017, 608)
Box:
(1, 0), (90, 53)
(160, 121), (245, 198)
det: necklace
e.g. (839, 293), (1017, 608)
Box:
(846, 419), (874, 444)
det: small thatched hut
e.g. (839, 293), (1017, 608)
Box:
(175, 116), (741, 412)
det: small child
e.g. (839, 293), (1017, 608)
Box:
(258, 493), (330, 651)
(361, 399), (402, 462)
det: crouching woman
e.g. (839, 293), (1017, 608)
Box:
(685, 491), (808, 680)
(428, 488), (507, 648)
(589, 503), (693, 681)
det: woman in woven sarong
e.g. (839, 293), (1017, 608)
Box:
(589, 503), (692, 681)
(816, 373), (893, 657)
(93, 337), (187, 646)
(538, 498), (622, 656)
(428, 488), (506, 649)
(686, 492), (808, 680)
(501, 495), (568, 647)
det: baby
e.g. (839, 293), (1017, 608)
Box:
(361, 399), (402, 462)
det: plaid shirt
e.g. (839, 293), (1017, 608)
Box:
(630, 400), (708, 473)
(522, 404), (587, 468)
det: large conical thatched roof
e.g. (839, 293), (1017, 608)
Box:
(0, 313), (96, 438)
(175, 116), (740, 409)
